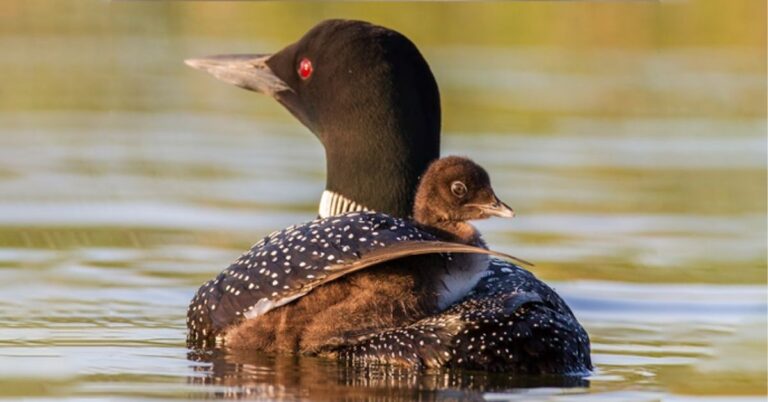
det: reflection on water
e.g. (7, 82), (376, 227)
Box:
(188, 350), (589, 400)
(0, 0), (766, 400)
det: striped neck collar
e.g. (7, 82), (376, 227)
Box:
(318, 190), (370, 218)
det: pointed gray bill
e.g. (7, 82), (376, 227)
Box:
(185, 54), (291, 96)
(469, 196), (515, 218)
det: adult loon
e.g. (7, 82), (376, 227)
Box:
(191, 156), (521, 354)
(186, 19), (591, 374)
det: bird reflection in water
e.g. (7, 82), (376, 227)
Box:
(187, 349), (589, 400)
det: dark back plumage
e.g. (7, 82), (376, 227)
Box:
(187, 211), (524, 347)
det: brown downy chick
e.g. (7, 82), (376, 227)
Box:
(415, 156), (514, 244)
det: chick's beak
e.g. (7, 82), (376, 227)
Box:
(185, 54), (290, 96)
(476, 196), (515, 218)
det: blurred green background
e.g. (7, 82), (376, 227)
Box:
(2, 1), (765, 123)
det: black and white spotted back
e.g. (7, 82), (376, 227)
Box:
(186, 211), (513, 347)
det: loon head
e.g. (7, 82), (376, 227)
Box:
(413, 156), (514, 235)
(186, 19), (441, 218)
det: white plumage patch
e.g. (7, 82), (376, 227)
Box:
(436, 254), (489, 310)
(244, 293), (308, 319)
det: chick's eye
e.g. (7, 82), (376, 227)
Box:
(298, 58), (313, 80)
(451, 181), (467, 198)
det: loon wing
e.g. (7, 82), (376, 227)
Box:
(323, 241), (532, 274)
(289, 241), (531, 301)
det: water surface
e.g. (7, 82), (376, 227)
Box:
(0, 1), (765, 400)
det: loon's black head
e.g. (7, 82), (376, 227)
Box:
(413, 156), (514, 228)
(186, 19), (441, 218)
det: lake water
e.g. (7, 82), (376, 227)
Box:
(0, 1), (765, 400)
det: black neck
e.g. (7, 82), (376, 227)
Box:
(324, 129), (438, 218)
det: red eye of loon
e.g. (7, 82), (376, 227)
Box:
(298, 58), (313, 80)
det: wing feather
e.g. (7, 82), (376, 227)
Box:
(300, 241), (532, 299)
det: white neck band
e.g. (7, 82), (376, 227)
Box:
(318, 190), (370, 218)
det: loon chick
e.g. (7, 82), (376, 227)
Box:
(189, 156), (522, 353)
(186, 19), (591, 373)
